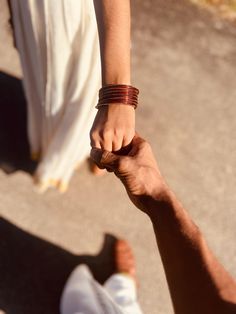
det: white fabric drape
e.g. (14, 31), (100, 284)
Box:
(10, 0), (101, 192)
(60, 264), (143, 314)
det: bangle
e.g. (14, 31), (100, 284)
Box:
(96, 84), (139, 109)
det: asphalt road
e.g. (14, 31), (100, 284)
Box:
(0, 0), (236, 313)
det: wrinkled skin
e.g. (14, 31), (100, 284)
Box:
(90, 134), (167, 212)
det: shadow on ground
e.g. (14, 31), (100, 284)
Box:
(0, 217), (117, 314)
(0, 71), (36, 174)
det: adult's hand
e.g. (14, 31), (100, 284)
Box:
(92, 134), (236, 314)
(90, 134), (168, 212)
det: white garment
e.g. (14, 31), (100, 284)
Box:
(10, 0), (101, 192)
(60, 265), (143, 314)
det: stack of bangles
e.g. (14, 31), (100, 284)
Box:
(96, 84), (139, 109)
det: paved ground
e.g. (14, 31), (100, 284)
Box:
(0, 0), (236, 313)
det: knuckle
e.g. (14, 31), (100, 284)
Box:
(146, 142), (152, 152)
(90, 129), (99, 140)
(127, 126), (134, 133)
(113, 135), (122, 145)
(114, 128), (124, 137)
(126, 132), (134, 142)
(102, 129), (113, 139)
(142, 141), (151, 150)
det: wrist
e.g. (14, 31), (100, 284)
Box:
(139, 183), (174, 217)
(102, 74), (131, 86)
(96, 84), (139, 110)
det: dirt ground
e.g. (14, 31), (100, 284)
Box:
(0, 0), (236, 313)
(190, 0), (236, 21)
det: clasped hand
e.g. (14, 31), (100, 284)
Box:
(90, 134), (167, 213)
(90, 104), (135, 152)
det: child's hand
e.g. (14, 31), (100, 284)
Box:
(90, 104), (135, 152)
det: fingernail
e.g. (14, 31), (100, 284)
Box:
(90, 148), (102, 163)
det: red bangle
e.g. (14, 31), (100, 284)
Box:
(96, 84), (139, 109)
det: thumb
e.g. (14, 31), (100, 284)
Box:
(90, 148), (119, 172)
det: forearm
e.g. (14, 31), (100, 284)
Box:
(145, 188), (236, 314)
(93, 0), (131, 85)
(91, 134), (236, 312)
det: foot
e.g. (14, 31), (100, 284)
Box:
(114, 239), (137, 282)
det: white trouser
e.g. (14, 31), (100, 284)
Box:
(60, 265), (143, 314)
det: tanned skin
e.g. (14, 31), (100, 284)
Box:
(91, 135), (236, 314)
